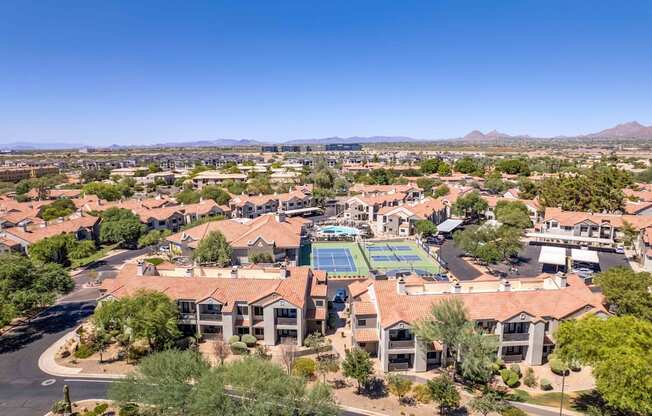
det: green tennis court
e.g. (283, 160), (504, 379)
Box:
(360, 240), (441, 277)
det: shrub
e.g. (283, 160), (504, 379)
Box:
(569, 360), (582, 372)
(509, 363), (522, 378)
(507, 389), (530, 402)
(51, 400), (67, 414)
(119, 403), (140, 416)
(540, 378), (553, 391)
(230, 341), (248, 355)
(74, 343), (95, 359)
(500, 369), (520, 387)
(292, 357), (317, 378)
(549, 358), (569, 376)
(491, 358), (505, 374)
(501, 406), (528, 416)
(227, 335), (240, 344)
(241, 334), (257, 347)
(413, 383), (432, 403)
(523, 367), (537, 388)
(81, 403), (109, 416)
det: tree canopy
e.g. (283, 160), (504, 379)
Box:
(420, 158), (443, 175)
(83, 182), (132, 201)
(99, 207), (144, 248)
(0, 254), (73, 326)
(453, 224), (522, 264)
(451, 191), (488, 220)
(192, 231), (232, 266)
(39, 198), (76, 221)
(454, 157), (483, 175)
(555, 315), (652, 415)
(341, 348), (373, 393)
(594, 267), (652, 321)
(494, 200), (532, 229)
(495, 158), (530, 176)
(415, 220), (438, 238)
(29, 234), (97, 266)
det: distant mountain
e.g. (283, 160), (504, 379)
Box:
(0, 141), (85, 150)
(283, 136), (421, 145)
(154, 139), (266, 148)
(586, 121), (652, 139)
(462, 129), (512, 141)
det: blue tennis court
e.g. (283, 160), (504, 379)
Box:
(371, 255), (395, 262)
(367, 245), (390, 252)
(312, 247), (356, 273)
(397, 255), (421, 261)
(391, 246), (413, 251)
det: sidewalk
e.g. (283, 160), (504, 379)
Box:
(38, 327), (126, 379)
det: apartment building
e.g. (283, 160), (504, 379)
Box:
(229, 190), (313, 219)
(0, 165), (59, 183)
(1, 215), (100, 253)
(343, 193), (407, 222)
(191, 172), (248, 189)
(376, 197), (449, 237)
(100, 263), (328, 346)
(350, 273), (607, 372)
(528, 207), (652, 248)
(167, 212), (308, 265)
(483, 196), (541, 225)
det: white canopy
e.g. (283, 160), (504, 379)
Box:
(437, 219), (464, 233)
(571, 248), (600, 264)
(538, 246), (566, 266)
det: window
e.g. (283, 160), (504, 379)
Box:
(159, 220), (166, 226)
(276, 308), (297, 318)
(359, 342), (366, 347)
(254, 328), (264, 336)
(237, 327), (250, 335)
(315, 300), (324, 307)
(253, 306), (263, 316)
(236, 305), (249, 315)
(357, 319), (367, 327)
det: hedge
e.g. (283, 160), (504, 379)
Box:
(500, 368), (520, 387)
(227, 335), (240, 345)
(292, 357), (317, 378)
(413, 384), (432, 403)
(230, 341), (248, 355)
(509, 363), (522, 378)
(540, 378), (553, 391)
(241, 334), (257, 347)
(549, 358), (569, 376)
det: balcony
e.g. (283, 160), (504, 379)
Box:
(253, 314), (264, 322)
(389, 339), (415, 349)
(502, 354), (525, 363)
(502, 332), (530, 342)
(199, 313), (222, 321)
(180, 312), (196, 320)
(275, 317), (297, 326)
(388, 361), (411, 371)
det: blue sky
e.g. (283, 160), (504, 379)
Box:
(1, 0), (651, 145)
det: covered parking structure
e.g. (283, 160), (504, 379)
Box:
(437, 219), (464, 235)
(571, 248), (600, 271)
(538, 246), (567, 272)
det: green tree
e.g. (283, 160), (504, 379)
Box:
(469, 392), (507, 416)
(15, 179), (31, 195)
(427, 375), (460, 415)
(452, 191), (488, 221)
(416, 177), (438, 196)
(414, 298), (469, 374)
(458, 329), (500, 385)
(175, 189), (201, 204)
(495, 159), (530, 176)
(247, 175), (273, 195)
(67, 239), (97, 260)
(311, 159), (336, 189)
(99, 208), (144, 247)
(39, 198), (76, 221)
(437, 162), (452, 176)
(200, 185), (231, 205)
(517, 177), (538, 199)
(83, 182), (123, 201)
(454, 157), (482, 175)
(368, 169), (391, 185)
(621, 220), (638, 248)
(484, 171), (508, 195)
(109, 350), (218, 416)
(555, 315), (652, 415)
(138, 229), (172, 248)
(93, 290), (181, 351)
(341, 348), (373, 393)
(420, 159), (441, 175)
(594, 267), (652, 320)
(386, 374), (413, 404)
(433, 184), (450, 198)
(193, 231), (232, 266)
(28, 234), (76, 266)
(494, 200), (531, 229)
(333, 177), (350, 194)
(415, 220), (438, 238)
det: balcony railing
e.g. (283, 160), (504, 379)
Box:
(502, 354), (525, 363)
(502, 332), (529, 342)
(276, 317), (297, 325)
(199, 313), (223, 321)
(180, 312), (196, 320)
(388, 361), (411, 371)
(253, 314), (264, 322)
(389, 339), (415, 349)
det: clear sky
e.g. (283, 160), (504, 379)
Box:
(1, 0), (651, 145)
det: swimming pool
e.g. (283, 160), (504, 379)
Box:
(318, 225), (361, 236)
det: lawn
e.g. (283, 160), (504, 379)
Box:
(70, 243), (120, 269)
(512, 389), (594, 412)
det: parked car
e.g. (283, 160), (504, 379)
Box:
(615, 246), (625, 254)
(333, 288), (348, 303)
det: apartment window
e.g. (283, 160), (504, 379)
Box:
(359, 342), (366, 347)
(253, 306), (264, 316)
(357, 319), (367, 327)
(236, 306), (249, 315)
(205, 304), (220, 312)
(237, 327), (250, 335)
(315, 300), (324, 307)
(254, 328), (264, 336)
(504, 322), (529, 334)
(276, 308), (297, 318)
(159, 220), (166, 226)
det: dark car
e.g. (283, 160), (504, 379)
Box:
(333, 288), (348, 303)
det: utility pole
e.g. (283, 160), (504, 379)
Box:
(559, 370), (566, 416)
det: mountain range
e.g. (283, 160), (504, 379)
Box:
(2, 121), (652, 150)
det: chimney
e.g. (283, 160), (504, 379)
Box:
(231, 266), (238, 279)
(396, 277), (406, 294)
(276, 211), (286, 223)
(555, 273), (567, 288)
(500, 279), (511, 292)
(279, 266), (289, 279)
(185, 267), (193, 278)
(137, 260), (145, 276)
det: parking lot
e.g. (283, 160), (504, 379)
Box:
(437, 240), (630, 281)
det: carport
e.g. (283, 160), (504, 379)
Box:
(571, 249), (600, 270)
(538, 246), (566, 272)
(437, 219), (464, 234)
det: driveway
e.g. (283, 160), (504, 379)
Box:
(437, 240), (482, 281)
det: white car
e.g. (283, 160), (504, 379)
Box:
(615, 246), (625, 254)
